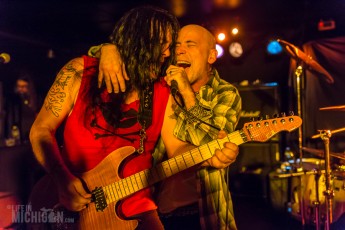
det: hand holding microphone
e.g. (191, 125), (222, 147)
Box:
(166, 66), (190, 96)
(170, 79), (179, 96)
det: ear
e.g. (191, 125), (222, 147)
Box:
(208, 49), (217, 64)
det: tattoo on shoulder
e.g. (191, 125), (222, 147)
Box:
(44, 61), (83, 117)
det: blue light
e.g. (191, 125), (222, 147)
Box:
(266, 40), (282, 55)
(263, 82), (278, 87)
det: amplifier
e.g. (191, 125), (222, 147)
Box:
(237, 85), (280, 136)
(228, 142), (281, 198)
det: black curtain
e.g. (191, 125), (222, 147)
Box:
(289, 36), (345, 152)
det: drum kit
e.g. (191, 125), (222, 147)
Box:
(271, 40), (345, 230)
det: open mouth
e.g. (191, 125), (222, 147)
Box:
(176, 61), (191, 68)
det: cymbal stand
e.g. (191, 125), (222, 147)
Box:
(320, 130), (334, 230)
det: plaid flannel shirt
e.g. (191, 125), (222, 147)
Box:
(153, 68), (242, 230)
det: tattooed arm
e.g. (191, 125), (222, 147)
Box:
(30, 57), (91, 211)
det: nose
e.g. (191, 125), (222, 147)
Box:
(176, 46), (185, 55)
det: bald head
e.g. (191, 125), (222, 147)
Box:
(175, 24), (218, 90)
(180, 24), (216, 49)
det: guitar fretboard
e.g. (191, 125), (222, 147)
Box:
(90, 115), (301, 212)
(103, 130), (245, 204)
(100, 115), (302, 206)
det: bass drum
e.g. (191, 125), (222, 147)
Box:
(290, 165), (345, 225)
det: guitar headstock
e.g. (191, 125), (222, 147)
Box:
(241, 115), (302, 142)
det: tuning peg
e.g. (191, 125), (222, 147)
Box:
(273, 113), (279, 118)
(265, 115), (270, 119)
(281, 112), (286, 117)
(250, 117), (256, 122)
(288, 111), (294, 116)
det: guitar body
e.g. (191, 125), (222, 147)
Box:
(26, 116), (302, 229)
(28, 146), (138, 230)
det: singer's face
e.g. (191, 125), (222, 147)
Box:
(175, 25), (216, 85)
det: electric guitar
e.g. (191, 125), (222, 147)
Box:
(27, 115), (302, 229)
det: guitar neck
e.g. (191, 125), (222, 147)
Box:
(102, 130), (246, 204)
(95, 115), (301, 211)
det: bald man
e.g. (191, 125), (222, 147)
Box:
(157, 24), (240, 230)
(91, 24), (241, 230)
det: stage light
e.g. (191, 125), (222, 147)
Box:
(318, 19), (336, 31)
(217, 33), (226, 41)
(231, 27), (239, 35)
(229, 42), (243, 58)
(266, 40), (282, 55)
(216, 44), (224, 58)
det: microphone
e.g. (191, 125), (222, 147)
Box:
(170, 80), (178, 96)
(0, 53), (11, 64)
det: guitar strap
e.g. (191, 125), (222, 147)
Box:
(137, 81), (154, 154)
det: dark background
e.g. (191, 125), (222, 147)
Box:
(1, 0), (345, 169)
(1, 0), (344, 97)
(1, 1), (345, 229)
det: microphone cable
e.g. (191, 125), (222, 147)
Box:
(172, 87), (234, 228)
(171, 90), (221, 131)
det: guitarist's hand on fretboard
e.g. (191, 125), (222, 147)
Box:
(201, 130), (239, 169)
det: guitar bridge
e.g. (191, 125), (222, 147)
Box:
(92, 187), (108, 212)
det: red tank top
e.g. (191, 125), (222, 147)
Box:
(62, 56), (170, 217)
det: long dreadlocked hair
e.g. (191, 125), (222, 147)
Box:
(85, 5), (180, 129)
(110, 5), (179, 91)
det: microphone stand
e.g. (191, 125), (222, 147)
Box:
(294, 64), (305, 172)
(292, 63), (306, 226)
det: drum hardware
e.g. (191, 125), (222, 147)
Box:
(313, 170), (322, 230)
(277, 39), (334, 84)
(302, 147), (345, 161)
(277, 40), (334, 227)
(310, 127), (345, 229)
(311, 127), (345, 140)
(277, 39), (334, 230)
(318, 130), (334, 230)
(271, 156), (345, 228)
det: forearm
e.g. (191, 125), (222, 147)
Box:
(182, 91), (241, 142)
(30, 125), (69, 178)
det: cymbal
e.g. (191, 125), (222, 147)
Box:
(302, 147), (345, 160)
(319, 105), (345, 111)
(277, 39), (334, 84)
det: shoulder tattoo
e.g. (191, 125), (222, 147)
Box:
(44, 61), (82, 117)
